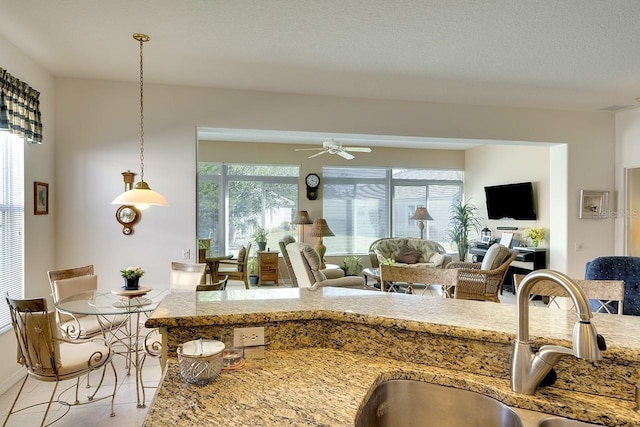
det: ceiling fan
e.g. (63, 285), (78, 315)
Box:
(295, 139), (372, 160)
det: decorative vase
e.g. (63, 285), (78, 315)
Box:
(123, 277), (140, 290)
(258, 242), (267, 251)
(531, 240), (539, 248)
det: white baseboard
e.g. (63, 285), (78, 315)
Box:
(0, 368), (25, 395)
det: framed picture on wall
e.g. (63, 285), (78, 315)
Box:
(34, 182), (49, 215)
(579, 190), (609, 219)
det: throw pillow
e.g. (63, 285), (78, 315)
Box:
(429, 252), (445, 267)
(395, 245), (421, 264)
(480, 244), (511, 271)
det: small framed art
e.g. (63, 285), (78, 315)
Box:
(579, 190), (609, 219)
(34, 182), (49, 215)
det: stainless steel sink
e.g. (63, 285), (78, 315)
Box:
(355, 380), (523, 427)
(537, 418), (597, 427)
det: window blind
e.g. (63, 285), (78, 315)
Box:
(0, 130), (24, 329)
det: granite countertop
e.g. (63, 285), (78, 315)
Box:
(147, 287), (640, 354)
(146, 348), (640, 426)
(145, 287), (640, 426)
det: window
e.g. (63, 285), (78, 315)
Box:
(323, 167), (463, 255)
(197, 163), (299, 254)
(0, 131), (24, 329)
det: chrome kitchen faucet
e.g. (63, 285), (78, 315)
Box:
(511, 270), (606, 395)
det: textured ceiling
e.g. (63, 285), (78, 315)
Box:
(2, 0), (640, 113)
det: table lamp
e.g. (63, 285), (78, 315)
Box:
(306, 218), (335, 269)
(291, 210), (313, 242)
(410, 207), (433, 239)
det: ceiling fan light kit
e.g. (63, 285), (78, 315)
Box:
(295, 138), (372, 160)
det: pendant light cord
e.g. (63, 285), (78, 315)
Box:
(134, 33), (149, 183)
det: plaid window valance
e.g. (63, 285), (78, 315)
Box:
(0, 67), (43, 144)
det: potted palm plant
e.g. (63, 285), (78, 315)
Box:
(446, 200), (481, 262)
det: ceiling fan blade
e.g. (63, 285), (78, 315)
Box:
(308, 151), (328, 159)
(295, 148), (323, 152)
(337, 150), (355, 160)
(343, 147), (372, 152)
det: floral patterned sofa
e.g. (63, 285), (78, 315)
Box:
(369, 237), (452, 269)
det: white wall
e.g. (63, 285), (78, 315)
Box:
(54, 78), (616, 285)
(615, 109), (640, 255)
(465, 143), (550, 248)
(0, 34), (56, 391)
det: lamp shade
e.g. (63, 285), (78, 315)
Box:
(306, 218), (335, 237)
(410, 207), (433, 221)
(291, 210), (313, 225)
(112, 181), (169, 210)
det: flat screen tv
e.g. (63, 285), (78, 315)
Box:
(484, 182), (537, 220)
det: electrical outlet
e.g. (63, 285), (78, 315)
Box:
(182, 249), (190, 260)
(234, 326), (265, 347)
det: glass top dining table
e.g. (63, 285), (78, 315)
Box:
(55, 287), (169, 408)
(55, 287), (169, 316)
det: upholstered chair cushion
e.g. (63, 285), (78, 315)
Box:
(480, 244), (511, 271)
(53, 275), (98, 301)
(395, 245), (421, 264)
(301, 244), (327, 282)
(585, 256), (640, 315)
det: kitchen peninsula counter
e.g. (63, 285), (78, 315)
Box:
(145, 287), (640, 426)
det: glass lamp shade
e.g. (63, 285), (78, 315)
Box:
(112, 181), (169, 210)
(291, 210), (313, 225)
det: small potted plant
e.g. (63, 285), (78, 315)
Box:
(120, 266), (145, 290)
(253, 226), (268, 251)
(524, 227), (546, 247)
(248, 257), (259, 285)
(342, 256), (364, 276)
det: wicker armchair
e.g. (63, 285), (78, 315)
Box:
(446, 245), (518, 302)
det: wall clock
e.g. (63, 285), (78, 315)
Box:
(116, 205), (139, 235)
(115, 170), (140, 235)
(305, 173), (320, 200)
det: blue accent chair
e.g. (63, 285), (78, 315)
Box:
(585, 256), (640, 315)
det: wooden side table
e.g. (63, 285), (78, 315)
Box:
(258, 251), (279, 286)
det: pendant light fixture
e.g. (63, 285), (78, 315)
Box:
(112, 33), (168, 210)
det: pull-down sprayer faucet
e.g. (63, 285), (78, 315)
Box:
(511, 270), (606, 395)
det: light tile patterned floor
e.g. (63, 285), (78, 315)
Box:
(0, 344), (162, 427)
(0, 278), (531, 426)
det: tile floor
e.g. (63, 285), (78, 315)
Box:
(0, 278), (532, 426)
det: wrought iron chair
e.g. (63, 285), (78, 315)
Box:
(5, 296), (117, 426)
(47, 265), (127, 339)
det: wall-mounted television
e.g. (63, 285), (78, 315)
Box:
(484, 182), (537, 220)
